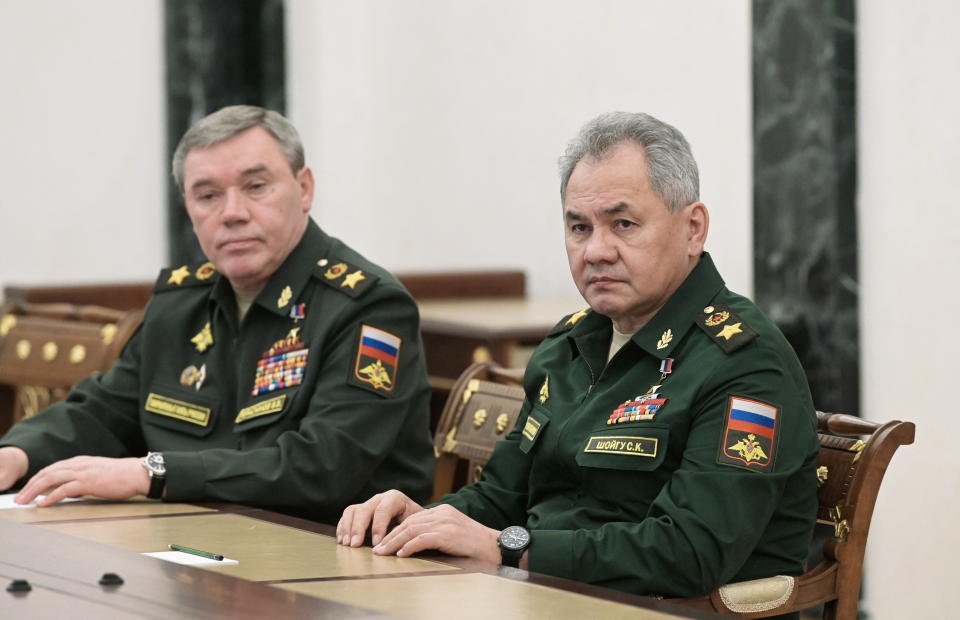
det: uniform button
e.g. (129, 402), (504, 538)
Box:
(7, 579), (31, 593)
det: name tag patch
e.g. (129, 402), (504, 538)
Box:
(145, 393), (211, 427)
(522, 416), (542, 441)
(235, 394), (287, 424)
(584, 435), (658, 457)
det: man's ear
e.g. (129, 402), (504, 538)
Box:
(297, 166), (315, 214)
(685, 202), (709, 257)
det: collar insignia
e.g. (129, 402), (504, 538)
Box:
(191, 322), (214, 353)
(538, 376), (550, 404)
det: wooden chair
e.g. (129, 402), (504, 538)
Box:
(0, 301), (143, 434)
(430, 362), (526, 502)
(671, 411), (915, 619)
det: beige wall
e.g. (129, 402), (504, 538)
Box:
(859, 1), (959, 618)
(0, 0), (165, 292)
(286, 0), (753, 302)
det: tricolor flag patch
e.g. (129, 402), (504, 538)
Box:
(351, 325), (402, 395)
(717, 396), (779, 471)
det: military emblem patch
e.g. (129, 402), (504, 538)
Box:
(351, 325), (401, 395)
(717, 396), (779, 471)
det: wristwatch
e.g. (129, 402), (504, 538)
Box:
(141, 452), (166, 499)
(497, 525), (531, 568)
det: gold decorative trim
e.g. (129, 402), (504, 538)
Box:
(101, 323), (118, 345)
(0, 314), (15, 337)
(15, 339), (31, 360)
(42, 341), (58, 362)
(816, 465), (829, 487)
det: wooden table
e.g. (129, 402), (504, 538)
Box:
(418, 297), (581, 375)
(0, 499), (718, 619)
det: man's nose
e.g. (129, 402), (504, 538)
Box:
(220, 188), (251, 223)
(583, 228), (618, 264)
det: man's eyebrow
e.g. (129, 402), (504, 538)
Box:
(564, 203), (629, 220)
(189, 178), (216, 192)
(600, 203), (629, 217)
(240, 165), (269, 177)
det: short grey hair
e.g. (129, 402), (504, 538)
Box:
(172, 105), (305, 190)
(558, 111), (699, 212)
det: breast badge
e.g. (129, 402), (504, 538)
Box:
(251, 333), (308, 396)
(350, 325), (401, 395)
(717, 396), (779, 471)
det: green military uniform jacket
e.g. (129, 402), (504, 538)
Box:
(1, 220), (434, 523)
(439, 253), (819, 597)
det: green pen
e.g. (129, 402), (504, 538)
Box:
(169, 543), (224, 561)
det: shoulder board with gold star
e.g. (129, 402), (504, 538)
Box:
(695, 303), (758, 354)
(154, 261), (219, 293)
(313, 257), (379, 299)
(547, 308), (591, 337)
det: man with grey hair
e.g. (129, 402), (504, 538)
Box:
(0, 106), (435, 523)
(338, 111), (819, 601)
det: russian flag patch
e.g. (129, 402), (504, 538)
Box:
(350, 325), (402, 395)
(717, 396), (779, 470)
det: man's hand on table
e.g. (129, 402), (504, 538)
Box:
(0, 446), (29, 491)
(337, 490), (502, 565)
(14, 455), (149, 506)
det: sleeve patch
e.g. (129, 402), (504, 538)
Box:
(716, 395), (779, 472)
(348, 324), (402, 397)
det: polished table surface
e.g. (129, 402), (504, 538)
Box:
(0, 499), (719, 619)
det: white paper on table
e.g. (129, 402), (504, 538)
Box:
(0, 493), (85, 510)
(143, 551), (239, 566)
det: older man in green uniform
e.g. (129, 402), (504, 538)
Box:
(337, 112), (819, 599)
(0, 106), (433, 523)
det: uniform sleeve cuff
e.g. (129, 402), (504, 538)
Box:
(161, 451), (204, 501)
(528, 529), (575, 580)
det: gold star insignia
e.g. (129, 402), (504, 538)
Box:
(168, 265), (191, 285)
(342, 270), (366, 289)
(716, 322), (743, 341)
(277, 285), (293, 308)
(287, 326), (301, 340)
(565, 309), (589, 326)
(191, 322), (214, 353)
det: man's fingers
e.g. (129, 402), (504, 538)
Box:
(36, 480), (82, 507)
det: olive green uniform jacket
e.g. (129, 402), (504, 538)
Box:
(1, 220), (434, 523)
(439, 253), (818, 597)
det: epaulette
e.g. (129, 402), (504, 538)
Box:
(154, 261), (218, 293)
(547, 308), (591, 337)
(313, 257), (379, 299)
(695, 303), (758, 354)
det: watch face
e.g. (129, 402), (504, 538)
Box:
(500, 526), (530, 551)
(146, 452), (166, 475)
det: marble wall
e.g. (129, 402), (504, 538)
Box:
(753, 0), (858, 414)
(165, 0), (286, 265)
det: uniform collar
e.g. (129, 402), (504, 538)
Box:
(210, 218), (332, 318)
(255, 219), (331, 316)
(565, 252), (725, 362)
(631, 252), (725, 359)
